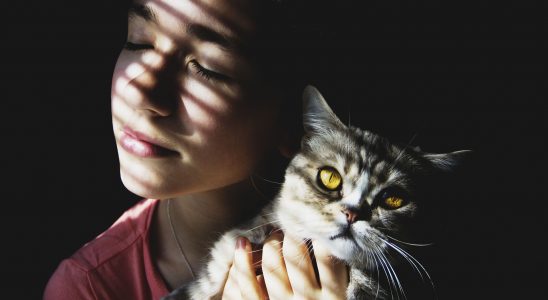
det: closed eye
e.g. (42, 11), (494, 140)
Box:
(189, 60), (231, 82)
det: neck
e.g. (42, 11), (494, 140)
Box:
(153, 179), (268, 289)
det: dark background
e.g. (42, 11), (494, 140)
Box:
(4, 0), (545, 299)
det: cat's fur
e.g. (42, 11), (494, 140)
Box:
(163, 86), (468, 300)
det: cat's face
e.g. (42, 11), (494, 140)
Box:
(276, 86), (466, 266)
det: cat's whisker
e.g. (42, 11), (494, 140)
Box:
(241, 220), (281, 234)
(249, 175), (270, 200)
(383, 240), (435, 292)
(348, 111), (351, 127)
(381, 238), (438, 300)
(249, 240), (284, 254)
(255, 237), (312, 268)
(373, 251), (383, 299)
(375, 242), (408, 300)
(372, 247), (395, 299)
(257, 212), (278, 217)
(385, 235), (434, 247)
(390, 244), (425, 283)
(380, 249), (406, 300)
(389, 132), (418, 171)
(378, 251), (400, 300)
(252, 173), (283, 185)
(365, 249), (377, 298)
(365, 248), (383, 299)
(385, 240), (430, 279)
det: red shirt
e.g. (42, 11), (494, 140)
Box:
(43, 199), (170, 300)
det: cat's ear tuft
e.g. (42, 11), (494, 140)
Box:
(302, 85), (345, 134)
(424, 150), (472, 171)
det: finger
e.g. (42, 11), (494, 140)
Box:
(234, 237), (264, 300)
(256, 274), (269, 300)
(283, 234), (320, 296)
(312, 240), (348, 298)
(262, 232), (292, 300)
(222, 264), (241, 300)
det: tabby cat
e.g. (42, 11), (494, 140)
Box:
(164, 86), (468, 299)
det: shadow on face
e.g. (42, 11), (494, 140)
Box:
(111, 0), (291, 199)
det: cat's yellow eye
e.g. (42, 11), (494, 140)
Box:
(384, 196), (404, 209)
(318, 167), (342, 190)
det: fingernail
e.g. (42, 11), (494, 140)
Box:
(236, 237), (247, 250)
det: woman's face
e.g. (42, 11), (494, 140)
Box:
(111, 0), (281, 199)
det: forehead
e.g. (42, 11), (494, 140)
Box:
(306, 128), (419, 175)
(130, 0), (257, 45)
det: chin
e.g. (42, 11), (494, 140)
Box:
(323, 236), (362, 262)
(120, 169), (178, 199)
(120, 170), (157, 199)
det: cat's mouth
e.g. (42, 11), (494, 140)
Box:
(329, 225), (354, 241)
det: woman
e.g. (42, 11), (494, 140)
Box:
(44, 0), (348, 299)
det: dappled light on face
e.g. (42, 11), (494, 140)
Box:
(160, 0), (256, 39)
(109, 0), (282, 199)
(125, 51), (164, 84)
(112, 72), (233, 135)
(182, 77), (231, 125)
(114, 73), (149, 114)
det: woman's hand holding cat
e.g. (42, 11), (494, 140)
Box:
(222, 233), (348, 300)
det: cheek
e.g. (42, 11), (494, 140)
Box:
(180, 78), (233, 132)
(182, 108), (278, 187)
(111, 51), (133, 95)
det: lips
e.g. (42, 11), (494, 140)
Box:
(119, 126), (178, 158)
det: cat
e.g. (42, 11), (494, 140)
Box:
(163, 85), (469, 300)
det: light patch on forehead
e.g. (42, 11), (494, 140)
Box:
(143, 0), (252, 42)
(341, 171), (370, 207)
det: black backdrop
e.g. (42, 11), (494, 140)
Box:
(4, 0), (545, 299)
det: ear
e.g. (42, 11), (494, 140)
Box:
(302, 85), (345, 134)
(423, 150), (472, 171)
(277, 131), (299, 158)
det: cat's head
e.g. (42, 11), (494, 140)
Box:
(276, 85), (470, 266)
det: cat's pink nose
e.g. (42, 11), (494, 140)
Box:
(341, 208), (358, 224)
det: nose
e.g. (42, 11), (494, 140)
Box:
(341, 206), (371, 224)
(127, 51), (180, 117)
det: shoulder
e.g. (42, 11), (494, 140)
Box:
(72, 198), (159, 268)
(43, 258), (96, 300)
(44, 199), (167, 300)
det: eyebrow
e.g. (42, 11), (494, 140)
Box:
(128, 3), (157, 23)
(128, 3), (238, 51)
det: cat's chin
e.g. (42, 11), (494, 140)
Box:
(321, 236), (362, 262)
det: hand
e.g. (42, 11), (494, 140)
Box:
(222, 232), (348, 300)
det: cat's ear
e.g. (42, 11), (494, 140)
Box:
(423, 150), (472, 171)
(302, 85), (345, 133)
